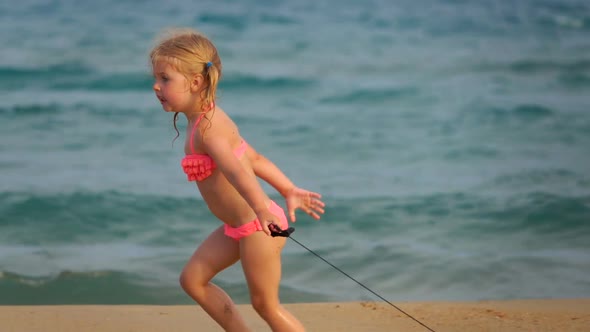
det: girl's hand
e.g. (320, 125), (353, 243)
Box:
(256, 209), (282, 236)
(284, 187), (325, 222)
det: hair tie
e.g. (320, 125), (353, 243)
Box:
(206, 61), (213, 68)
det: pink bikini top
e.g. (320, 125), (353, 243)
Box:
(181, 113), (247, 182)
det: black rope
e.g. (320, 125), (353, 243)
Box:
(289, 236), (436, 332)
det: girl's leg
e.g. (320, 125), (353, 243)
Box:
(240, 232), (305, 332)
(179, 226), (249, 331)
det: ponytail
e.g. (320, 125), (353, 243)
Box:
(203, 57), (221, 108)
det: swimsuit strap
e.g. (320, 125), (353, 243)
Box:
(189, 112), (207, 154)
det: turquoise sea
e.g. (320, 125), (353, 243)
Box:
(1, 0), (590, 305)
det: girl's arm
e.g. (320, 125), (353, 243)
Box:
(204, 137), (279, 236)
(245, 144), (295, 197)
(246, 144), (325, 222)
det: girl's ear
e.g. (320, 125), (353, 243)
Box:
(190, 74), (205, 92)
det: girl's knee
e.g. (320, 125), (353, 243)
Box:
(179, 265), (207, 291)
(251, 295), (280, 319)
(178, 269), (193, 291)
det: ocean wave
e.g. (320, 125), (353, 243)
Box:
(486, 104), (554, 122)
(0, 102), (147, 120)
(459, 103), (555, 126)
(0, 269), (172, 304)
(0, 270), (113, 287)
(258, 13), (299, 25)
(1, 190), (589, 304)
(0, 191), (213, 245)
(1, 68), (315, 92)
(2, 173), (588, 236)
(0, 63), (94, 78)
(470, 192), (590, 234)
(536, 13), (589, 30)
(0, 63), (152, 91)
(0, 63), (91, 90)
(196, 13), (248, 31)
(220, 73), (315, 90)
(452, 101), (590, 146)
(198, 11), (300, 28)
(0, 103), (60, 115)
(50, 73), (152, 91)
(443, 146), (500, 160)
(319, 87), (419, 105)
(4, 190), (587, 242)
(491, 168), (580, 187)
(0, 268), (327, 304)
(558, 72), (590, 88)
(474, 59), (590, 75)
(324, 192), (590, 236)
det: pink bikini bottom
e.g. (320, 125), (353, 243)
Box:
(224, 200), (288, 241)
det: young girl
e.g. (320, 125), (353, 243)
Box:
(150, 28), (325, 331)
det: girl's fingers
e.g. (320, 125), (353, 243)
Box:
(287, 194), (325, 221)
(302, 206), (311, 215)
(305, 206), (323, 218)
(308, 199), (325, 210)
(313, 199), (325, 208)
(262, 225), (271, 236)
(310, 208), (324, 216)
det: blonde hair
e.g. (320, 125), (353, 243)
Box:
(149, 28), (222, 140)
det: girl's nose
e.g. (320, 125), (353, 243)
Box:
(153, 83), (160, 91)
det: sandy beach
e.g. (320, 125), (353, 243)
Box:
(1, 299), (588, 331)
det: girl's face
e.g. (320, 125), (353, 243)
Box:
(152, 61), (195, 113)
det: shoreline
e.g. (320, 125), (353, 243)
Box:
(1, 298), (588, 331)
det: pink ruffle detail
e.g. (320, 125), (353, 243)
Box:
(181, 155), (216, 182)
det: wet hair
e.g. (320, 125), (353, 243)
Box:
(149, 28), (222, 141)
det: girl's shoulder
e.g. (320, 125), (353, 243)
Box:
(202, 106), (241, 139)
(206, 106), (233, 128)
